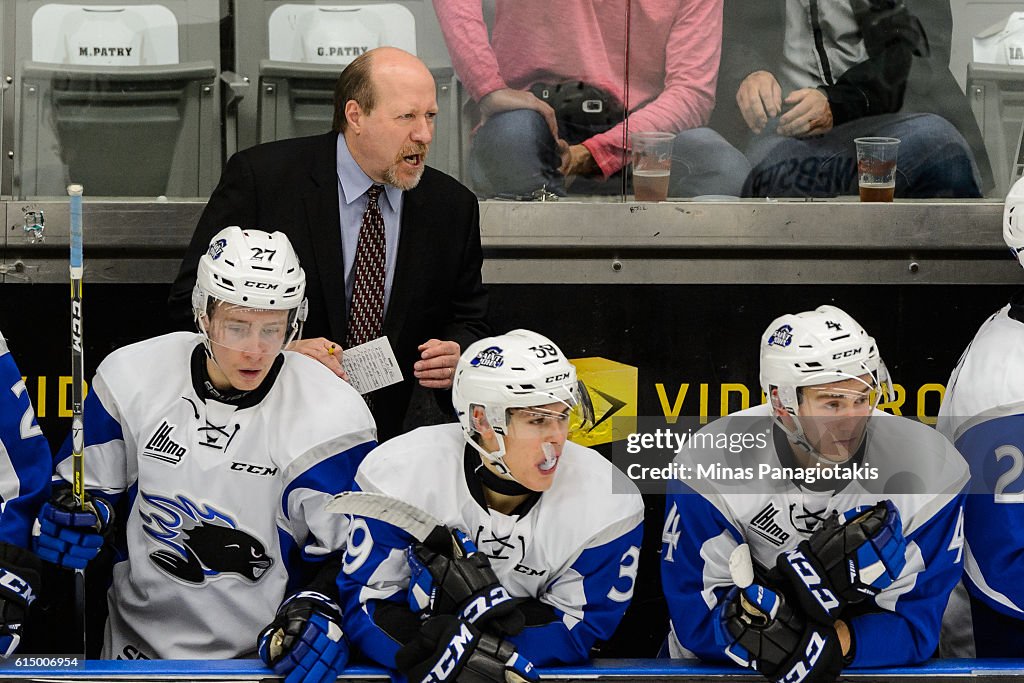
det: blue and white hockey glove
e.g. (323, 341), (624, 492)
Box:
(32, 487), (113, 570)
(776, 500), (906, 624)
(0, 543), (41, 659)
(716, 584), (843, 683)
(396, 614), (538, 683)
(407, 528), (524, 636)
(257, 591), (348, 683)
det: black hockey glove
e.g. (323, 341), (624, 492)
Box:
(257, 591), (348, 683)
(33, 487), (112, 570)
(396, 615), (538, 683)
(0, 543), (41, 659)
(716, 584), (844, 683)
(407, 528), (524, 636)
(776, 500), (906, 624)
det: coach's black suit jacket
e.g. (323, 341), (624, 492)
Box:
(168, 132), (490, 440)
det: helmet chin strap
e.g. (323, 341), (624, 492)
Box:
(466, 432), (519, 481)
(196, 311), (215, 358)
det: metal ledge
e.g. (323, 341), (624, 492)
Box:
(0, 199), (1014, 285)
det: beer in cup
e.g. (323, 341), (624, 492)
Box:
(855, 137), (900, 202)
(630, 131), (675, 201)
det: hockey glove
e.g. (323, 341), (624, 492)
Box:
(776, 500), (906, 624)
(408, 528), (524, 636)
(716, 584), (844, 683)
(396, 614), (538, 683)
(0, 543), (41, 659)
(257, 591), (348, 683)
(32, 487), (113, 570)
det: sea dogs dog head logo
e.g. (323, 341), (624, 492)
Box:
(470, 346), (503, 369)
(767, 324), (793, 348)
(139, 492), (273, 585)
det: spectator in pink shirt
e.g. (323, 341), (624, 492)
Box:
(433, 0), (750, 199)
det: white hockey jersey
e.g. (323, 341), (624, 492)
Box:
(662, 404), (968, 667)
(337, 423), (645, 667)
(937, 303), (1024, 656)
(53, 332), (376, 660)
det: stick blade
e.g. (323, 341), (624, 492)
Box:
(325, 491), (442, 542)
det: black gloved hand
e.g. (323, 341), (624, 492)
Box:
(407, 528), (524, 636)
(0, 543), (42, 659)
(776, 500), (907, 624)
(396, 615), (538, 683)
(716, 584), (844, 683)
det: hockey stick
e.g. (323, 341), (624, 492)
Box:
(68, 184), (85, 509)
(67, 183), (86, 656)
(325, 490), (479, 560)
(729, 543), (754, 589)
(325, 491), (445, 543)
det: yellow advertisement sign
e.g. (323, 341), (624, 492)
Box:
(570, 357), (638, 447)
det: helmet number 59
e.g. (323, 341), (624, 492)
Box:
(529, 344), (559, 359)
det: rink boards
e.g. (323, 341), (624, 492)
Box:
(3, 659), (1024, 682)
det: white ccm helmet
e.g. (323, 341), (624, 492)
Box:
(759, 305), (892, 462)
(452, 329), (592, 478)
(191, 226), (308, 350)
(1004, 176), (1024, 268)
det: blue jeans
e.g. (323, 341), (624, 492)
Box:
(469, 109), (751, 198)
(742, 112), (982, 198)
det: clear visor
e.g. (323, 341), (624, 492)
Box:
(788, 364), (891, 465)
(504, 381), (596, 440)
(202, 302), (299, 356)
(795, 360), (893, 410)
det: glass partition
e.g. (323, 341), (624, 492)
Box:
(7, 0), (224, 199)
(0, 0), (1017, 201)
(705, 0), (999, 200)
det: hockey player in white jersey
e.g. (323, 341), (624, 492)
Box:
(937, 177), (1024, 656)
(335, 330), (645, 680)
(32, 228), (374, 680)
(661, 305), (967, 683)
(0, 332), (49, 658)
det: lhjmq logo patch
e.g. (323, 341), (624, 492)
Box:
(142, 420), (187, 465)
(139, 492), (273, 585)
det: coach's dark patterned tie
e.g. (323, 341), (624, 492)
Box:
(346, 184), (386, 353)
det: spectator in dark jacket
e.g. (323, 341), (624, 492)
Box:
(710, 0), (986, 198)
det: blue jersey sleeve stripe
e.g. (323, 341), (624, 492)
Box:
(952, 415), (1024, 619)
(54, 389), (124, 467)
(509, 522), (644, 665)
(849, 494), (966, 666)
(661, 483), (742, 661)
(337, 514), (418, 669)
(0, 352), (52, 547)
(281, 440), (376, 519)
